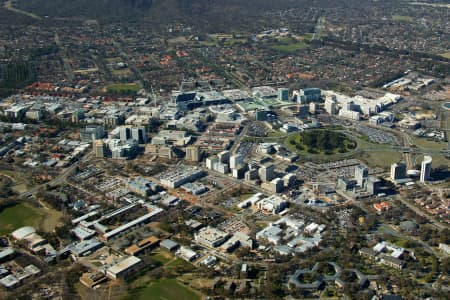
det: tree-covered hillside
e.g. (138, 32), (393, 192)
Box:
(15, 0), (387, 25)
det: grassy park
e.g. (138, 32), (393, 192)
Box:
(272, 41), (308, 53)
(127, 278), (200, 300)
(105, 83), (141, 95)
(392, 15), (413, 23)
(286, 130), (356, 155)
(0, 202), (61, 235)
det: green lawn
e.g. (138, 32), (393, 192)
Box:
(272, 42), (308, 53)
(127, 278), (200, 300)
(166, 258), (191, 268)
(413, 137), (446, 151)
(0, 202), (46, 235)
(359, 150), (403, 169)
(303, 33), (314, 40)
(112, 69), (132, 76)
(267, 131), (288, 138)
(392, 15), (413, 23)
(106, 83), (141, 95)
(240, 193), (255, 201)
(151, 251), (172, 265)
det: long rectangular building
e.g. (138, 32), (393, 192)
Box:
(102, 207), (163, 241)
(159, 166), (205, 188)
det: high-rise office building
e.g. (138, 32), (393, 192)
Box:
(390, 162), (407, 181)
(278, 88), (290, 101)
(186, 146), (201, 162)
(218, 150), (230, 164)
(420, 155), (432, 183)
(366, 176), (382, 195)
(93, 139), (106, 158)
(131, 127), (148, 144)
(119, 126), (131, 141)
(259, 164), (275, 182)
(325, 95), (338, 115)
(355, 165), (369, 187)
(80, 125), (105, 142)
(230, 154), (244, 169)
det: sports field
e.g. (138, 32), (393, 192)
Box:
(105, 83), (141, 95)
(128, 278), (200, 300)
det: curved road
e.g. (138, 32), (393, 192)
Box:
(19, 152), (93, 199)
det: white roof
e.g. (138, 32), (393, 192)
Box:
(0, 275), (19, 288)
(11, 226), (35, 240)
(107, 256), (141, 275)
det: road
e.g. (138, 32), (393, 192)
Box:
(3, 0), (41, 19)
(377, 223), (441, 258)
(396, 194), (448, 230)
(311, 16), (326, 41)
(54, 33), (75, 82)
(230, 124), (249, 154)
(112, 40), (143, 84)
(19, 152), (93, 199)
(352, 199), (443, 258)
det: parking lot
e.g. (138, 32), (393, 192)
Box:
(247, 122), (268, 137)
(354, 125), (400, 145)
(236, 141), (256, 158)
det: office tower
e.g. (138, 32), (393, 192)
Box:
(218, 150), (230, 164)
(367, 177), (382, 195)
(186, 146), (201, 162)
(230, 154), (244, 169)
(119, 126), (131, 141)
(206, 156), (219, 170)
(325, 95), (338, 115)
(390, 162), (406, 181)
(80, 125), (105, 142)
(355, 165), (369, 187)
(259, 164), (275, 182)
(297, 88), (321, 104)
(278, 88), (289, 101)
(93, 139), (105, 158)
(131, 127), (147, 144)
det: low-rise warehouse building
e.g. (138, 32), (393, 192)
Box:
(159, 166), (205, 189)
(195, 226), (230, 248)
(106, 256), (143, 280)
(160, 239), (179, 252)
(125, 236), (160, 256)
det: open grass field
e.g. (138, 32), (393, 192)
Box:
(272, 42), (308, 53)
(105, 57), (122, 63)
(150, 251), (172, 265)
(267, 131), (288, 138)
(240, 193), (254, 201)
(112, 69), (132, 76)
(440, 51), (450, 59)
(413, 137), (446, 151)
(166, 258), (191, 268)
(127, 278), (200, 300)
(0, 170), (30, 193)
(105, 83), (141, 95)
(0, 202), (61, 235)
(392, 15), (413, 23)
(360, 150), (403, 169)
